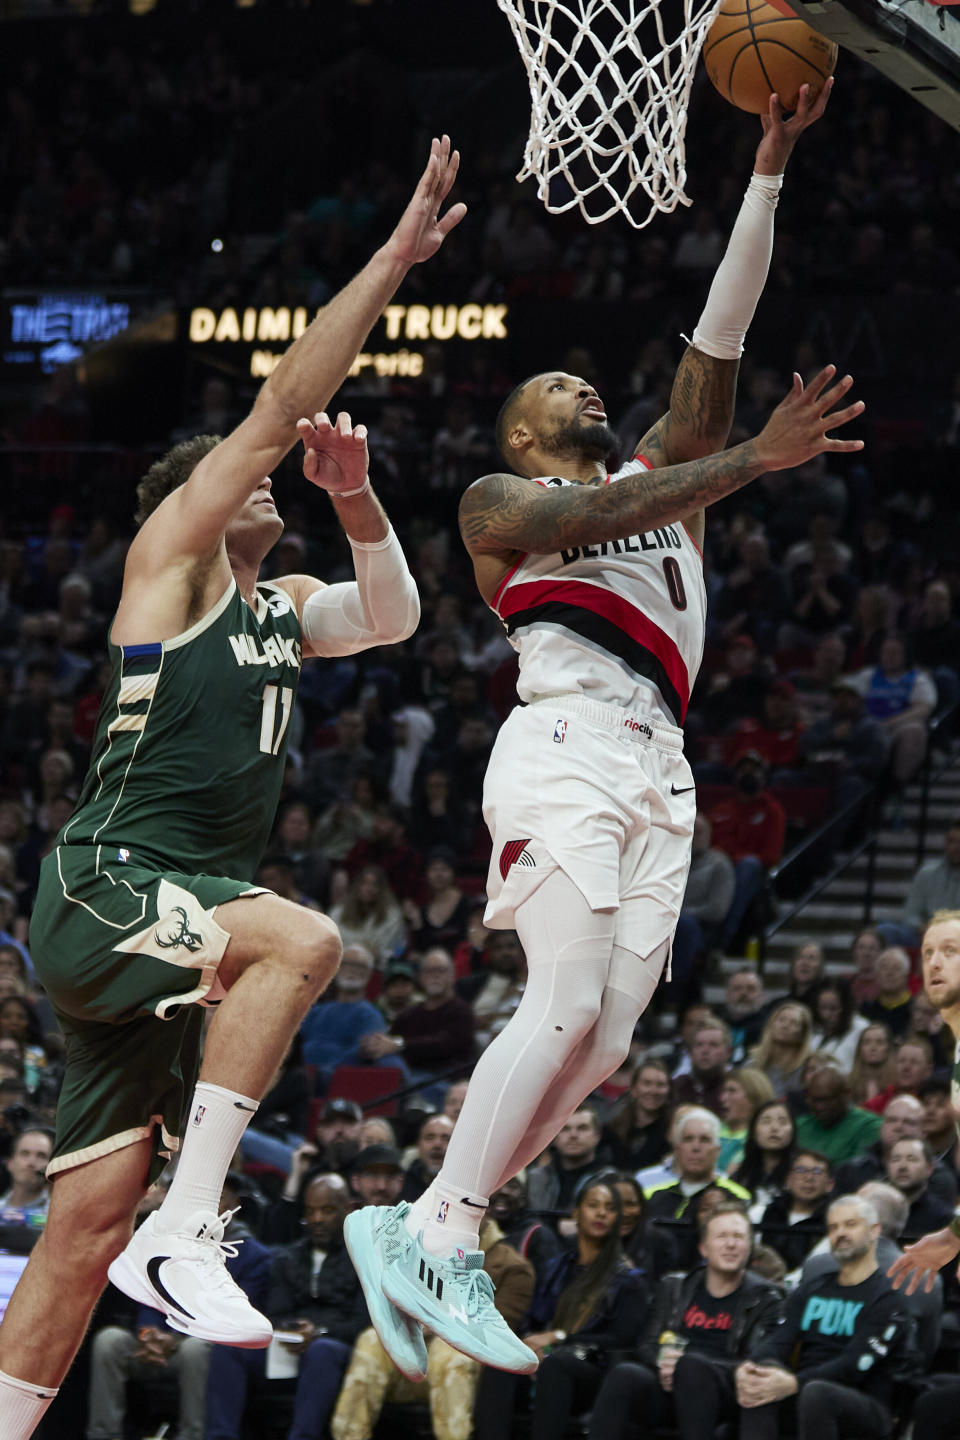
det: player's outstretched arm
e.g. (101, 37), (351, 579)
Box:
(887, 1226), (960, 1295)
(276, 411), (420, 658)
(634, 80), (833, 541)
(460, 366), (864, 557)
(137, 139), (466, 567)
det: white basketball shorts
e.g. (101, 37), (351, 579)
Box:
(482, 693), (696, 959)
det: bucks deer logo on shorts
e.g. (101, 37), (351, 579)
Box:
(154, 906), (205, 953)
(499, 839), (535, 881)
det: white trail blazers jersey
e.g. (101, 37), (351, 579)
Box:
(491, 456), (706, 727)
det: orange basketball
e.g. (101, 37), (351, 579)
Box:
(702, 0), (838, 114)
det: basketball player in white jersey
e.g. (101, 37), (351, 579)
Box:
(346, 79), (864, 1376)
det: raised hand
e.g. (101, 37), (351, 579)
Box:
(385, 135), (467, 267)
(754, 76), (834, 175)
(755, 365), (865, 472)
(887, 1227), (960, 1295)
(297, 411), (369, 497)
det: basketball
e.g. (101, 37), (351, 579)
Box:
(702, 0), (839, 114)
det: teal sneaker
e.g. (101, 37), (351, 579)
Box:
(382, 1232), (539, 1374)
(343, 1203), (429, 1382)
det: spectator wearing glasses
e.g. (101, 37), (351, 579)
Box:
(758, 1149), (834, 1273)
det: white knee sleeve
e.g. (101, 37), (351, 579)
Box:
(435, 869), (615, 1199)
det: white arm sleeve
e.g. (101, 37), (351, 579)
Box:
(300, 525), (420, 656)
(690, 172), (783, 360)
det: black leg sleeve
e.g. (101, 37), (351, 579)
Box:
(586, 1362), (673, 1440)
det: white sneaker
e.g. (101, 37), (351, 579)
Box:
(108, 1207), (272, 1348)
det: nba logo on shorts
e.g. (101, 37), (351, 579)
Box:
(437, 1200), (450, 1224)
(192, 1104), (206, 1127)
(117, 848), (130, 863)
(553, 719), (568, 744)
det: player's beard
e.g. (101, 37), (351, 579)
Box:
(928, 980), (960, 1012)
(542, 415), (621, 464)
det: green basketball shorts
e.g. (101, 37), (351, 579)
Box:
(31, 844), (265, 1182)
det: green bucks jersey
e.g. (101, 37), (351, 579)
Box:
(61, 579), (302, 880)
(953, 1034), (960, 1138)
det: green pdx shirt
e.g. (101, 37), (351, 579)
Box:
(61, 579), (302, 880)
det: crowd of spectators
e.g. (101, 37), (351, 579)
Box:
(2, 3), (960, 1437)
(10, 931), (960, 1437)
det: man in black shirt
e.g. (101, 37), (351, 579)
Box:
(886, 1136), (954, 1241)
(587, 1203), (781, 1440)
(736, 1194), (909, 1440)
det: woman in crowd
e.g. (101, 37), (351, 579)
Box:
(610, 1172), (677, 1280)
(810, 977), (870, 1072)
(409, 767), (461, 855)
(328, 864), (407, 967)
(402, 845), (470, 953)
(473, 1177), (648, 1440)
(747, 1001), (813, 1096)
(605, 1058), (672, 1171)
(849, 926), (883, 1005)
(0, 994), (47, 1057)
(718, 1067), (776, 1172)
(848, 1021), (897, 1106)
(781, 940), (825, 1009)
(312, 774), (378, 864)
(729, 1099), (797, 1222)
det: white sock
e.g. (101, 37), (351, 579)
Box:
(403, 1181), (439, 1236)
(408, 1177), (488, 1257)
(0, 1368), (57, 1440)
(157, 1080), (258, 1231)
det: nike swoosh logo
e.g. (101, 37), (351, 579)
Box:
(671, 784), (696, 795)
(459, 1198), (487, 1209)
(146, 1255), (196, 1319)
(233, 1101), (257, 1112)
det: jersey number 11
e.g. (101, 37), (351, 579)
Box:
(259, 684), (293, 755)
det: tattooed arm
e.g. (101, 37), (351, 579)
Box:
(460, 366), (864, 558)
(636, 348), (740, 547)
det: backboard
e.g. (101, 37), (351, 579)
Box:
(786, 0), (960, 128)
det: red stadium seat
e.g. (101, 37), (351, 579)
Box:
(326, 1065), (401, 1117)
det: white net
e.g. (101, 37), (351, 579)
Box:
(498, 0), (726, 228)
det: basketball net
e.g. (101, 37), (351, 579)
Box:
(498, 0), (726, 227)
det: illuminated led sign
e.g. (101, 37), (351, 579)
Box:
(2, 291), (134, 374)
(188, 302), (509, 378)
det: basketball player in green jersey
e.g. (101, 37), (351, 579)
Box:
(888, 910), (960, 1294)
(0, 137), (465, 1440)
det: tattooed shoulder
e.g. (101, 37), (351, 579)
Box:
(458, 472), (545, 554)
